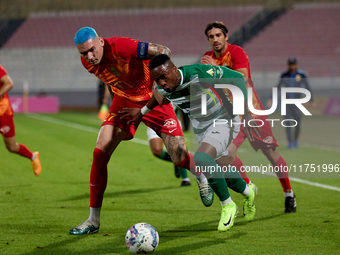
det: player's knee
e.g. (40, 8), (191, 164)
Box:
(150, 146), (163, 157)
(6, 143), (17, 153)
(149, 140), (163, 157)
(226, 154), (236, 165)
(263, 147), (279, 163)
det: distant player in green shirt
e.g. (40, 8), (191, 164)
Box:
(123, 54), (260, 231)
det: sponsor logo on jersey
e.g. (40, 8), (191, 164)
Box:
(263, 136), (273, 144)
(164, 118), (177, 129)
(0, 126), (10, 134)
(206, 68), (214, 76)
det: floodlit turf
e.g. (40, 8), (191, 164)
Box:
(0, 112), (339, 254)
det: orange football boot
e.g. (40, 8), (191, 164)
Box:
(31, 151), (42, 176)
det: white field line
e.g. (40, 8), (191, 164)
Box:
(27, 114), (149, 146)
(27, 114), (340, 192)
(262, 172), (340, 192)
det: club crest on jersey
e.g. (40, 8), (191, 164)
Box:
(295, 74), (301, 82)
(164, 118), (177, 129)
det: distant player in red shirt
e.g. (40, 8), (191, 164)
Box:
(201, 21), (296, 213)
(69, 27), (211, 235)
(0, 64), (41, 176)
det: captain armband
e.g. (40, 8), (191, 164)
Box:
(137, 41), (149, 60)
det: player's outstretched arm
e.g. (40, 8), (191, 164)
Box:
(120, 96), (161, 124)
(147, 43), (171, 59)
(152, 82), (170, 105)
(0, 74), (14, 97)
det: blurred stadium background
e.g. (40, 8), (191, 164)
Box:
(1, 0), (340, 114)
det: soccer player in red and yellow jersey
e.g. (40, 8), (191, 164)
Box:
(201, 21), (296, 213)
(69, 27), (211, 235)
(0, 64), (41, 176)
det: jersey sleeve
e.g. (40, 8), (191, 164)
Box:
(231, 46), (249, 70)
(0, 64), (7, 79)
(115, 37), (139, 62)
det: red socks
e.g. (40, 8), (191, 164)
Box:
(90, 148), (111, 208)
(17, 144), (33, 159)
(233, 154), (292, 192)
(273, 156), (292, 192)
(175, 152), (201, 177)
(232, 155), (250, 184)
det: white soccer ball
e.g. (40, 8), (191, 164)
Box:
(125, 223), (159, 254)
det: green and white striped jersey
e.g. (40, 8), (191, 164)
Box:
(157, 64), (247, 134)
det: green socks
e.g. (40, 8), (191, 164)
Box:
(194, 152), (230, 201)
(157, 150), (188, 179)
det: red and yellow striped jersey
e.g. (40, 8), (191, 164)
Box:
(81, 37), (153, 102)
(0, 64), (13, 116)
(204, 44), (265, 117)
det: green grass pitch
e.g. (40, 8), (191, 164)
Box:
(0, 112), (339, 254)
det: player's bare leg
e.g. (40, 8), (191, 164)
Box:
(69, 125), (128, 235)
(149, 136), (190, 186)
(262, 147), (296, 213)
(160, 133), (213, 206)
(227, 143), (251, 185)
(3, 136), (41, 176)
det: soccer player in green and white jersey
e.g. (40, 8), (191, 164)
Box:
(123, 54), (260, 231)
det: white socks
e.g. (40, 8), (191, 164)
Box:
(88, 207), (101, 227)
(242, 185), (250, 196)
(284, 190), (294, 198)
(198, 173), (207, 182)
(220, 197), (232, 206)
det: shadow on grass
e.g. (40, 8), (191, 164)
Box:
(19, 235), (128, 255)
(157, 233), (247, 254)
(156, 220), (247, 254)
(235, 212), (284, 226)
(59, 186), (178, 202)
(17, 221), (246, 255)
(0, 184), (33, 189)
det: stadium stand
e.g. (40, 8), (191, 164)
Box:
(0, 6), (263, 108)
(1, 3), (339, 109)
(3, 6), (262, 54)
(243, 3), (340, 77)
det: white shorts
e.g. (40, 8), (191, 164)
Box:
(147, 119), (183, 141)
(147, 127), (160, 141)
(195, 116), (241, 160)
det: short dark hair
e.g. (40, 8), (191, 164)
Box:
(149, 54), (170, 70)
(205, 21), (228, 36)
(288, 57), (297, 65)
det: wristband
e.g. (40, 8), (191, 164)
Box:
(141, 105), (151, 115)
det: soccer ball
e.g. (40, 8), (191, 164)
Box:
(125, 223), (159, 254)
